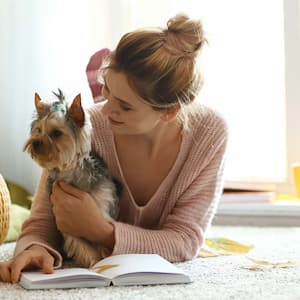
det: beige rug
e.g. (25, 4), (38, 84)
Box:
(1, 226), (300, 300)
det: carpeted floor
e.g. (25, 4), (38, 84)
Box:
(1, 226), (300, 300)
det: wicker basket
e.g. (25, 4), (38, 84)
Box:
(0, 174), (10, 244)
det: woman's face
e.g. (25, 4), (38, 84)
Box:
(101, 69), (165, 135)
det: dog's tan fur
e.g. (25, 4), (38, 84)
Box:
(24, 90), (118, 267)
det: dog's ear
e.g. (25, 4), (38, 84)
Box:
(68, 94), (85, 127)
(34, 92), (49, 116)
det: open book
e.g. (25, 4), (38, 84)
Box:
(19, 254), (191, 290)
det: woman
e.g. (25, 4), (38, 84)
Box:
(0, 14), (228, 283)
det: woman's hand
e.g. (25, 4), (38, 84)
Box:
(50, 181), (115, 249)
(0, 245), (54, 283)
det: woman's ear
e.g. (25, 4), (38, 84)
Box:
(160, 104), (180, 122)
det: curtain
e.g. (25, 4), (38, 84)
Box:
(0, 0), (287, 193)
(0, 0), (129, 193)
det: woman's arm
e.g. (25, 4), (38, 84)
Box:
(14, 170), (63, 268)
(45, 136), (226, 263)
(50, 181), (115, 251)
(111, 144), (227, 262)
(0, 244), (55, 283)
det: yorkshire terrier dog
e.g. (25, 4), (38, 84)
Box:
(23, 89), (119, 267)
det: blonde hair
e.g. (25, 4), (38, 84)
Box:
(102, 14), (206, 129)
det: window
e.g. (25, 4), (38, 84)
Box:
(125, 0), (299, 195)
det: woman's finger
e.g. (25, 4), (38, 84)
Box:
(0, 261), (12, 283)
(51, 182), (64, 203)
(40, 254), (54, 274)
(10, 252), (32, 283)
(58, 181), (86, 199)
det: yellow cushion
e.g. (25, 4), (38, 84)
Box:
(4, 204), (30, 242)
(0, 174), (11, 244)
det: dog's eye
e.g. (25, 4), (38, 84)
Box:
(50, 130), (63, 138)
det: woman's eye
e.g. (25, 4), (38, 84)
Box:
(50, 130), (63, 138)
(102, 84), (133, 112)
(120, 105), (132, 111)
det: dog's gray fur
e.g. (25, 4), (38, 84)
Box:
(24, 90), (119, 267)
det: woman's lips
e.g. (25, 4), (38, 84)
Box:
(108, 117), (124, 125)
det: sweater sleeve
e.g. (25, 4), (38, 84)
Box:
(13, 170), (63, 268)
(111, 138), (227, 262)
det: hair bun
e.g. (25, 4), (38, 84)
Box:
(165, 14), (205, 56)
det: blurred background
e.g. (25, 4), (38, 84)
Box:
(0, 0), (299, 199)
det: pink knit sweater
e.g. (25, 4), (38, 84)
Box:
(14, 103), (228, 265)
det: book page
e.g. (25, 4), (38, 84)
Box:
(20, 268), (109, 284)
(91, 254), (188, 280)
(20, 268), (112, 289)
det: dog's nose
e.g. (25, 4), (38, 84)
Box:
(32, 140), (42, 151)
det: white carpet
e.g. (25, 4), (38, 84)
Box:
(1, 226), (300, 300)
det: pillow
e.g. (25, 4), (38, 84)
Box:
(6, 180), (32, 209)
(2, 179), (32, 243)
(4, 204), (30, 243)
(86, 48), (111, 103)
